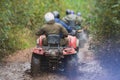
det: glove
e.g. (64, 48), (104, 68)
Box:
(70, 30), (76, 36)
(77, 29), (83, 33)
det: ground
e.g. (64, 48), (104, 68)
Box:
(0, 33), (120, 80)
(0, 42), (104, 80)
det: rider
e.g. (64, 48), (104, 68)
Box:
(62, 10), (76, 25)
(62, 10), (78, 35)
(62, 10), (83, 33)
(62, 10), (85, 48)
(52, 11), (72, 33)
(76, 12), (83, 27)
(36, 12), (68, 46)
(66, 9), (71, 15)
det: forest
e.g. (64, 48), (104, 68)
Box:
(0, 0), (120, 60)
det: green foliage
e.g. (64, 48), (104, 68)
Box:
(90, 0), (120, 40)
(0, 0), (92, 60)
(0, 0), (36, 60)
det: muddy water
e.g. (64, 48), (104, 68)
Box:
(0, 42), (104, 80)
(0, 32), (119, 80)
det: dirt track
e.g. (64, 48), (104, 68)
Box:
(0, 41), (105, 80)
(0, 33), (120, 80)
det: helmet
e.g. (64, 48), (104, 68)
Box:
(44, 12), (54, 22)
(66, 9), (71, 15)
(70, 10), (74, 14)
(52, 11), (60, 18)
(77, 12), (81, 16)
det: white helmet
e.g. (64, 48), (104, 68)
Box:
(44, 12), (54, 22)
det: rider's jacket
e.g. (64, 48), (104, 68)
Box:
(54, 18), (72, 33)
(62, 14), (82, 28)
(36, 20), (68, 38)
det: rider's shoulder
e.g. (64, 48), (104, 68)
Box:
(55, 23), (62, 26)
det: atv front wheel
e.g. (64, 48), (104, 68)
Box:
(31, 53), (41, 77)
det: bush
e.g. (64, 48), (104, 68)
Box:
(0, 0), (92, 60)
(90, 0), (120, 40)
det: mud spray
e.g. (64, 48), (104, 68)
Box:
(67, 30), (103, 80)
(77, 30), (88, 62)
(66, 31), (120, 80)
(95, 41), (120, 80)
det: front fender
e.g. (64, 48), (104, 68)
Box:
(68, 35), (77, 49)
(32, 48), (44, 55)
(63, 47), (76, 55)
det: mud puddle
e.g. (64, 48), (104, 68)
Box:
(0, 42), (105, 80)
(0, 32), (111, 80)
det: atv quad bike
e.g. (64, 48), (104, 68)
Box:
(31, 34), (79, 77)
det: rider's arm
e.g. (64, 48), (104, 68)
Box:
(60, 25), (68, 38)
(60, 21), (72, 33)
(62, 16), (69, 25)
(35, 26), (45, 36)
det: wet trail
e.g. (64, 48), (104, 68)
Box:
(95, 42), (120, 80)
(0, 33), (120, 80)
(0, 43), (104, 80)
